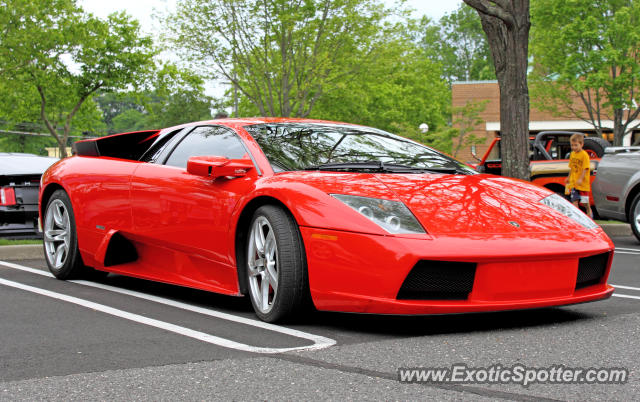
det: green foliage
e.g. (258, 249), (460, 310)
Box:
(450, 100), (489, 157)
(168, 0), (396, 117)
(0, 0), (155, 155)
(96, 63), (215, 133)
(530, 0), (640, 145)
(420, 4), (495, 83)
(309, 35), (450, 143)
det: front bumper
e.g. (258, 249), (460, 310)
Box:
(301, 227), (615, 314)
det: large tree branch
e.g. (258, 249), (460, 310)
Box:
(463, 0), (515, 27)
(63, 82), (102, 138)
(36, 85), (62, 146)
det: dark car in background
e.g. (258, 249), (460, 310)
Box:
(592, 146), (640, 242)
(1, 153), (58, 239)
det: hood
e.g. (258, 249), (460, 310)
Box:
(0, 153), (59, 176)
(269, 171), (591, 236)
(375, 173), (582, 235)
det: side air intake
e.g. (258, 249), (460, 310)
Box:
(575, 252), (609, 290)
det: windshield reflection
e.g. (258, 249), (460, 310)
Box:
(244, 123), (475, 174)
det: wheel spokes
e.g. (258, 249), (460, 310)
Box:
(44, 200), (71, 270)
(54, 243), (66, 268)
(247, 216), (278, 314)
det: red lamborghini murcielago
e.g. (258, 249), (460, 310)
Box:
(39, 118), (615, 322)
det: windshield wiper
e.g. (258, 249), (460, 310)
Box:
(304, 160), (389, 171)
(303, 161), (459, 174)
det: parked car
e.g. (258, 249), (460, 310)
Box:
(40, 119), (614, 322)
(592, 146), (640, 242)
(473, 131), (611, 208)
(1, 153), (58, 239)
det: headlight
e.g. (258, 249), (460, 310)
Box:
(330, 194), (426, 234)
(539, 193), (598, 229)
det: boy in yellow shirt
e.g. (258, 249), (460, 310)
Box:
(565, 133), (593, 218)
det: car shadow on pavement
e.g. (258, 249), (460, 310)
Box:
(303, 307), (597, 337)
(91, 273), (602, 336)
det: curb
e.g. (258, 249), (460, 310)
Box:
(599, 223), (632, 238)
(0, 245), (43, 261)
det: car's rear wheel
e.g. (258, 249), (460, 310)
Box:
(43, 190), (88, 279)
(246, 205), (309, 322)
(630, 193), (640, 243)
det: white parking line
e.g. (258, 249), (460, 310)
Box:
(614, 247), (640, 256)
(612, 284), (640, 292)
(612, 294), (640, 300)
(615, 247), (640, 252)
(0, 260), (336, 354)
(614, 251), (640, 255)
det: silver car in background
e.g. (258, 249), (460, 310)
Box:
(592, 146), (640, 242)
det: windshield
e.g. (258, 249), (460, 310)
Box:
(244, 123), (475, 174)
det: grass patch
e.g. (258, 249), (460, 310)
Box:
(595, 220), (626, 225)
(0, 239), (42, 246)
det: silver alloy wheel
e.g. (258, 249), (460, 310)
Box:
(44, 199), (71, 270)
(247, 216), (279, 314)
(635, 200), (640, 234)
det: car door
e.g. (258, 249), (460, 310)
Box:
(129, 125), (257, 293)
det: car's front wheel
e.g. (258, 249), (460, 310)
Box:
(246, 205), (309, 322)
(43, 190), (88, 279)
(630, 193), (640, 243)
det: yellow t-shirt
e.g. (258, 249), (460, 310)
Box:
(568, 149), (590, 191)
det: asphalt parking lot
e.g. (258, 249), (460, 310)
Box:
(0, 237), (639, 401)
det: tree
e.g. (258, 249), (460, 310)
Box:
(530, 0), (640, 146)
(463, 0), (531, 180)
(451, 100), (490, 158)
(1, 0), (155, 157)
(143, 64), (214, 128)
(307, 26), (451, 136)
(420, 4), (495, 83)
(167, 0), (394, 118)
(97, 63), (215, 134)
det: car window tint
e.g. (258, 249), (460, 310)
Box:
(164, 126), (247, 168)
(139, 128), (184, 163)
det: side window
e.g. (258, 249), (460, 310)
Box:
(140, 128), (185, 163)
(164, 126), (248, 168)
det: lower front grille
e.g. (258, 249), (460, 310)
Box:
(397, 260), (476, 300)
(575, 252), (610, 290)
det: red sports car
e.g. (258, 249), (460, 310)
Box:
(40, 118), (615, 322)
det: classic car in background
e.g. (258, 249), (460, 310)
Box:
(1, 153), (59, 239)
(40, 119), (614, 322)
(592, 146), (640, 242)
(473, 132), (611, 208)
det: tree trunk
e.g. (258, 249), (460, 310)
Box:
(464, 0), (531, 180)
(613, 108), (624, 146)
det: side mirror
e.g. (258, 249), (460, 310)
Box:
(187, 156), (254, 179)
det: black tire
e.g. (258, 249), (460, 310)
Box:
(630, 193), (640, 243)
(43, 190), (89, 279)
(245, 205), (310, 322)
(583, 137), (610, 158)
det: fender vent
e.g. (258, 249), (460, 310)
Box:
(576, 252), (609, 290)
(104, 232), (138, 267)
(397, 260), (476, 300)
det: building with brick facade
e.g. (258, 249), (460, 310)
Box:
(452, 80), (640, 162)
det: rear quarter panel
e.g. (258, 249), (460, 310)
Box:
(41, 156), (141, 266)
